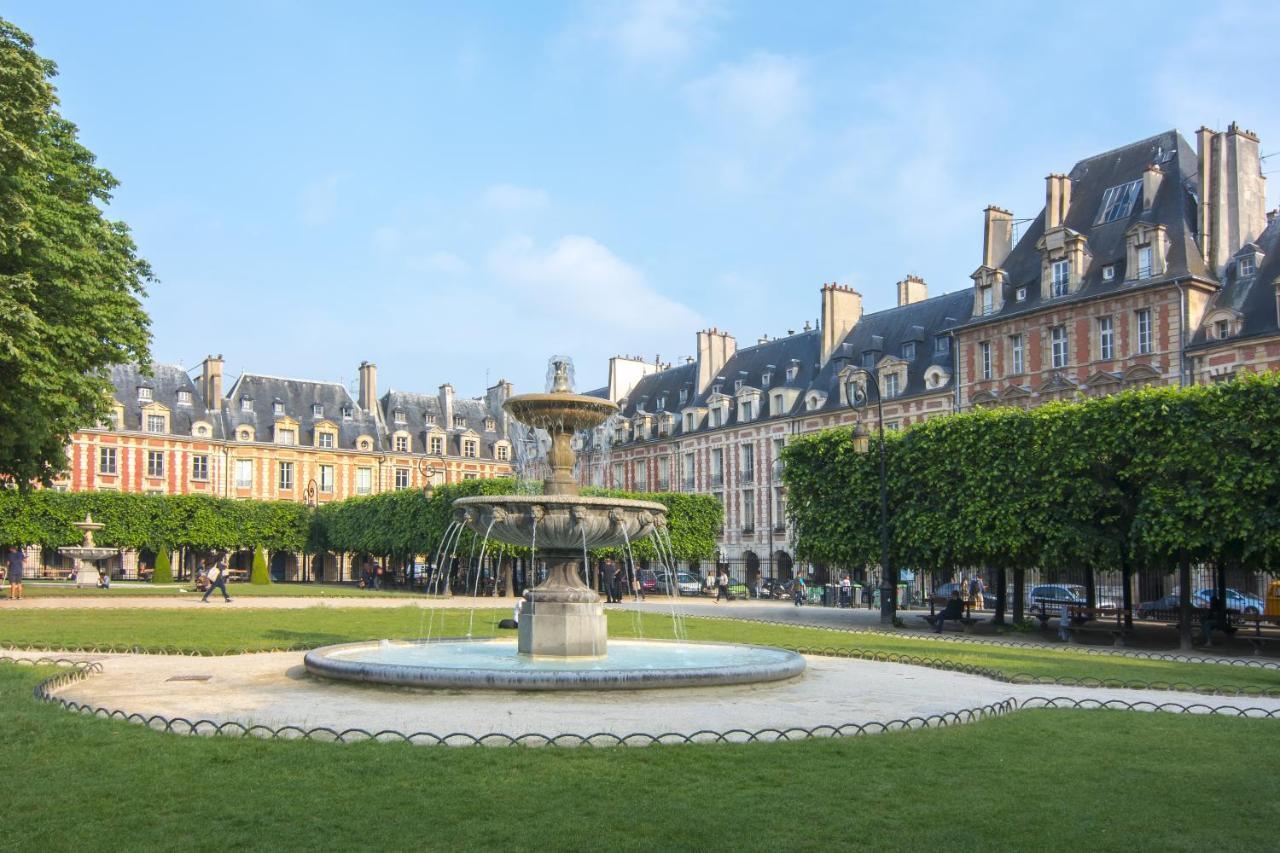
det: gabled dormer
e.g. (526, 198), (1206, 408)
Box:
(1038, 174), (1091, 299)
(877, 355), (909, 399)
(972, 205), (1014, 316)
(705, 391), (731, 428)
(313, 419), (339, 449)
(1124, 221), (1169, 282)
(735, 383), (762, 422)
(273, 416), (299, 446)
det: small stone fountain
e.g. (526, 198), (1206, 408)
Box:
(58, 514), (119, 588)
(304, 357), (804, 690)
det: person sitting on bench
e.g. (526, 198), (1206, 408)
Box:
(927, 589), (965, 633)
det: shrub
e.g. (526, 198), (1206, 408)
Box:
(152, 549), (173, 583)
(250, 545), (270, 585)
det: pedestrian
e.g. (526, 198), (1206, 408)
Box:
(792, 575), (807, 606)
(840, 574), (852, 607)
(971, 575), (985, 610)
(5, 545), (25, 600)
(611, 562), (624, 603)
(926, 588), (964, 633)
(632, 570), (645, 601)
(201, 557), (232, 603)
(715, 568), (731, 602)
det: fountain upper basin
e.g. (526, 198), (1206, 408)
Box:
(452, 494), (668, 551)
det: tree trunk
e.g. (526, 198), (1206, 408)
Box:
(1084, 565), (1096, 609)
(1012, 568), (1025, 623)
(1121, 555), (1133, 629)
(1178, 550), (1193, 651)
(993, 565), (1007, 625)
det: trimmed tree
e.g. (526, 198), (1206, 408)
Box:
(151, 548), (172, 583)
(250, 545), (270, 585)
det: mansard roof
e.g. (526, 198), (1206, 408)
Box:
(109, 363), (217, 437)
(958, 130), (1209, 329)
(380, 390), (507, 459)
(224, 374), (377, 449)
(1188, 217), (1280, 349)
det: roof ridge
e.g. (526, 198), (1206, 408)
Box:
(1068, 129), (1177, 172)
(236, 372), (350, 389)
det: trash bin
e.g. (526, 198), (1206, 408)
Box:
(1266, 580), (1280, 616)
(823, 584), (837, 607)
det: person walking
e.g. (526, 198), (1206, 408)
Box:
(792, 575), (807, 606)
(839, 574), (852, 608)
(971, 575), (986, 611)
(201, 557), (232, 603)
(715, 568), (731, 602)
(6, 545), (25, 600)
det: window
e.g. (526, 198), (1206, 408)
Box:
(358, 438), (372, 451)
(356, 467), (372, 495)
(1051, 260), (1070, 297)
(318, 432), (335, 449)
(463, 473), (478, 481)
(980, 285), (993, 315)
(191, 454), (209, 481)
(241, 397), (253, 412)
(278, 461), (294, 490)
(741, 444), (755, 483)
(341, 406), (353, 421)
(462, 439), (477, 458)
(1095, 179), (1142, 224)
(235, 459), (253, 489)
(683, 453), (695, 490)
(146, 414), (165, 434)
(394, 435), (409, 453)
(684, 413), (695, 432)
(1051, 326), (1069, 368)
(884, 372), (900, 398)
(786, 364), (799, 381)
(742, 489), (755, 532)
(453, 415), (466, 429)
(1137, 309), (1153, 354)
(484, 418), (496, 432)
(761, 371), (772, 386)
(237, 427), (252, 442)
(273, 402), (285, 416)
(1136, 246), (1153, 279)
(772, 437), (785, 467)
(612, 462), (624, 488)
(1098, 317), (1115, 360)
(773, 486), (785, 531)
(146, 450), (164, 478)
(394, 409), (406, 425)
(1215, 319), (1230, 340)
(1102, 265), (1116, 282)
(194, 425), (208, 437)
(886, 421), (902, 432)
(1010, 334), (1024, 375)
(980, 342), (992, 380)
(657, 458), (670, 491)
(679, 388), (688, 405)
(99, 447), (117, 475)
(137, 387), (153, 403)
(634, 463), (647, 492)
(1015, 287), (1027, 302)
(770, 393), (784, 414)
(934, 336), (950, 355)
(313, 403), (324, 418)
(277, 428), (296, 446)
(901, 341), (916, 361)
(394, 467), (410, 489)
(1239, 256), (1256, 276)
(741, 400), (754, 421)
(710, 448), (724, 486)
(861, 352), (877, 370)
(319, 464), (334, 493)
(176, 390), (192, 406)
(424, 413), (436, 425)
(430, 435), (444, 455)
(496, 444), (510, 461)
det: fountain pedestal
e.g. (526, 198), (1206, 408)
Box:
(518, 552), (606, 657)
(71, 560), (103, 588)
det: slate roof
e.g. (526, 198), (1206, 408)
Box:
(380, 390), (507, 458)
(1188, 218), (1280, 348)
(223, 374), (379, 449)
(108, 363), (217, 436)
(956, 130), (1209, 330)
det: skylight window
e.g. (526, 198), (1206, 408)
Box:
(1095, 180), (1142, 225)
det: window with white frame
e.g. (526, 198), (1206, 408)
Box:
(99, 447), (117, 474)
(980, 285), (993, 315)
(453, 415), (466, 429)
(679, 388), (688, 405)
(657, 458), (670, 490)
(741, 443), (755, 483)
(1136, 245), (1153, 279)
(1051, 260), (1070, 297)
(612, 462), (624, 488)
(740, 399), (754, 421)
(980, 342), (992, 380)
(463, 473), (478, 480)
(319, 464), (334, 493)
(394, 467), (409, 489)
(278, 461), (294, 491)
(711, 448), (724, 486)
(318, 431), (335, 448)
(496, 444), (509, 461)
(241, 397), (253, 412)
(191, 454), (209, 481)
(146, 450), (164, 478)
(1016, 287), (1028, 302)
(884, 372), (900, 398)
(786, 363), (799, 381)
(1239, 256), (1256, 276)
(356, 467), (372, 495)
(462, 439), (477, 458)
(273, 402), (285, 416)
(1102, 265), (1116, 282)
(235, 459), (253, 489)
(137, 387), (153, 403)
(683, 453), (695, 489)
(1095, 179), (1142, 224)
(1137, 309), (1152, 354)
(394, 409), (406, 425)
(1215, 319), (1230, 340)
(177, 390), (192, 406)
(902, 341), (916, 361)
(429, 435), (444, 455)
(276, 428), (296, 446)
(634, 463), (647, 492)
(742, 489), (755, 531)
(710, 407), (722, 428)
(1051, 326), (1069, 368)
(1098, 316), (1115, 360)
(341, 406), (353, 420)
(312, 403), (324, 418)
(761, 371), (772, 386)
(1010, 334), (1024, 375)
(394, 435), (409, 453)
(146, 414), (165, 434)
(484, 418), (496, 432)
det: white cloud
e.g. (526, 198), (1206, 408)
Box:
(299, 174), (342, 226)
(573, 0), (723, 67)
(686, 53), (809, 132)
(481, 183), (550, 212)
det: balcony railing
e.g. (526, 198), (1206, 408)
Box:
(683, 478), (696, 491)
(741, 468), (755, 484)
(711, 473), (724, 487)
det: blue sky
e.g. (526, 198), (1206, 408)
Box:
(9, 1), (1278, 398)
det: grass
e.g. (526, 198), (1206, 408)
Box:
(3, 662), (1278, 852)
(2, 607), (1279, 692)
(19, 581), (417, 598)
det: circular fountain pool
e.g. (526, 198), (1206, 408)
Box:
(304, 638), (806, 691)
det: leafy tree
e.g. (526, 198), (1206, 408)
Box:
(0, 19), (152, 488)
(152, 548), (172, 583)
(250, 545), (269, 585)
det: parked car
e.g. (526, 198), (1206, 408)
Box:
(1026, 584), (1120, 614)
(1136, 592), (1210, 619)
(671, 571), (703, 597)
(634, 569), (660, 593)
(1193, 587), (1263, 615)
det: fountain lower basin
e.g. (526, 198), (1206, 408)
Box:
(304, 638), (806, 691)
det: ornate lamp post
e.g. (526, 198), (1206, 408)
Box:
(417, 457), (446, 499)
(303, 479), (318, 583)
(844, 370), (895, 625)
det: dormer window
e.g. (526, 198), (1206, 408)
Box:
(273, 401), (285, 416)
(1095, 179), (1142, 225)
(656, 395), (666, 410)
(237, 427), (252, 441)
(425, 413), (436, 425)
(901, 342), (916, 361)
(860, 352), (877, 370)
(712, 383), (722, 395)
(312, 403), (324, 418)
(1215, 320), (1230, 340)
(980, 285), (993, 315)
(1051, 260), (1070, 297)
(1102, 265), (1116, 282)
(1240, 256), (1256, 277)
(761, 371), (772, 386)
(1015, 287), (1027, 301)
(734, 380), (742, 392)
(484, 418), (496, 432)
(679, 389), (688, 405)
(176, 390), (192, 406)
(341, 406), (353, 420)
(884, 373), (900, 398)
(934, 336), (949, 354)
(276, 427), (296, 446)
(741, 399), (754, 421)
(240, 397), (253, 413)
(394, 409), (406, 425)
(786, 363), (799, 381)
(137, 387), (153, 403)
(453, 415), (466, 429)
(1136, 246), (1153, 279)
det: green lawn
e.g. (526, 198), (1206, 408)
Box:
(3, 607), (1278, 693)
(20, 581), (416, 598)
(3, 663), (1277, 852)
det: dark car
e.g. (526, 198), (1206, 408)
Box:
(1027, 583), (1120, 614)
(1137, 592), (1211, 619)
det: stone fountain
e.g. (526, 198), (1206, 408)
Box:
(58, 513), (119, 588)
(304, 357), (804, 690)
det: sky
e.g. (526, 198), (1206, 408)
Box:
(8, 1), (1279, 399)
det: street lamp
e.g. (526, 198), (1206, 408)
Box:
(304, 478), (318, 508)
(417, 457), (446, 499)
(844, 370), (895, 625)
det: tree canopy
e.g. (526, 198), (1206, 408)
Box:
(0, 18), (152, 487)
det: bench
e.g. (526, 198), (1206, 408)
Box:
(917, 614), (984, 633)
(1063, 623), (1135, 647)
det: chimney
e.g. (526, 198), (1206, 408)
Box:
(696, 328), (737, 394)
(820, 282), (863, 367)
(1045, 174), (1071, 230)
(1142, 164), (1164, 211)
(896, 274), (929, 307)
(1268, 208), (1278, 225)
(200, 354), (224, 410)
(438, 383), (454, 430)
(981, 206), (1014, 268)
(1198, 123), (1268, 275)
(358, 361), (378, 413)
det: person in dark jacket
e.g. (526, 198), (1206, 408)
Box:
(926, 589), (965, 632)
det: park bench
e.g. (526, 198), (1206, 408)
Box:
(1233, 615), (1280, 656)
(916, 613), (985, 633)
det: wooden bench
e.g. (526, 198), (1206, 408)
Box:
(1233, 615), (1280, 656)
(1063, 623), (1135, 647)
(917, 614), (984, 633)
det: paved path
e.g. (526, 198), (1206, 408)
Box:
(20, 648), (1280, 744)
